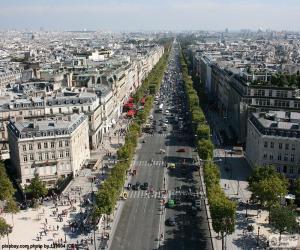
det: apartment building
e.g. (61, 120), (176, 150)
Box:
(7, 113), (90, 187)
(246, 111), (300, 178)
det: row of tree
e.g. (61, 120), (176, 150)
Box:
(179, 47), (236, 250)
(93, 44), (171, 220)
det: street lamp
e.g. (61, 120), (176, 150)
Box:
(257, 226), (260, 246)
(245, 200), (249, 218)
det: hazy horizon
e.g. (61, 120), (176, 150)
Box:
(1, 0), (300, 31)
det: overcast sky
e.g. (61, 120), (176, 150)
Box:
(0, 0), (299, 31)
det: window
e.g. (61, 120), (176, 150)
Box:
(29, 154), (34, 161)
(285, 144), (289, 150)
(59, 141), (63, 147)
(270, 142), (274, 149)
(59, 151), (64, 158)
(291, 154), (295, 162)
(51, 152), (55, 159)
(23, 155), (28, 162)
(278, 153), (282, 161)
(290, 167), (294, 174)
(264, 141), (268, 148)
(45, 153), (49, 160)
(279, 143), (282, 149)
(65, 151), (70, 157)
(269, 154), (274, 160)
(284, 153), (288, 161)
(51, 142), (55, 148)
(44, 142), (48, 148)
(292, 144), (295, 151)
(283, 165), (287, 173)
(38, 154), (42, 161)
(269, 90), (272, 97)
(65, 141), (69, 147)
(59, 108), (62, 113)
(263, 153), (267, 159)
(38, 143), (41, 149)
(277, 166), (281, 173)
(29, 144), (33, 150)
(298, 167), (300, 175)
(22, 145), (26, 151)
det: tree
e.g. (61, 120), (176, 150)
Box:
(210, 196), (236, 250)
(197, 139), (214, 160)
(248, 166), (281, 187)
(270, 206), (297, 241)
(0, 164), (15, 201)
(203, 161), (220, 189)
(0, 217), (12, 241)
(250, 175), (288, 208)
(290, 179), (300, 206)
(4, 198), (20, 226)
(196, 124), (210, 140)
(25, 173), (47, 199)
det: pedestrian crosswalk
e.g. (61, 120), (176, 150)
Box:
(143, 133), (169, 137)
(134, 160), (166, 167)
(124, 190), (203, 199)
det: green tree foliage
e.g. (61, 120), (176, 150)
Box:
(248, 166), (282, 187)
(290, 179), (300, 206)
(210, 196), (236, 250)
(0, 217), (12, 238)
(196, 124), (210, 140)
(250, 175), (288, 208)
(4, 198), (20, 225)
(197, 139), (214, 161)
(270, 206), (297, 240)
(0, 163), (15, 201)
(25, 173), (48, 199)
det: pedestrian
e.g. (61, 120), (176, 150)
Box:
(57, 225), (59, 231)
(45, 218), (47, 224)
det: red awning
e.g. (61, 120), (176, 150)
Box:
(127, 110), (135, 117)
(124, 102), (134, 108)
(128, 97), (134, 103)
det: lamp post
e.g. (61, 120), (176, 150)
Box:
(257, 226), (260, 246)
(237, 180), (240, 195)
(245, 200), (249, 217)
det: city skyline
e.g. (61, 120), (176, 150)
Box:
(0, 0), (300, 31)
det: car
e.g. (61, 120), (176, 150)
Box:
(187, 206), (198, 216)
(176, 148), (186, 153)
(166, 217), (176, 226)
(167, 163), (176, 169)
(141, 182), (149, 190)
(132, 181), (141, 190)
(167, 199), (175, 208)
(194, 199), (202, 210)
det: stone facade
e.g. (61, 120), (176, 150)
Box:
(7, 113), (90, 187)
(246, 111), (300, 178)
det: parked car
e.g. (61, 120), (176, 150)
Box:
(166, 217), (176, 226)
(141, 182), (149, 190)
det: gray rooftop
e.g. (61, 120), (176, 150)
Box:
(8, 113), (87, 139)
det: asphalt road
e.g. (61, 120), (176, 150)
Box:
(110, 43), (212, 250)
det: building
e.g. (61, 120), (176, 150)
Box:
(7, 113), (90, 187)
(246, 111), (300, 178)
